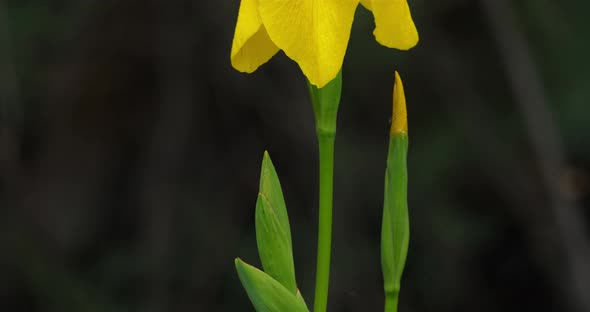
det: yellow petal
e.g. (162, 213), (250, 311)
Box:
(391, 71), (408, 134)
(360, 0), (372, 10)
(366, 0), (419, 50)
(231, 0), (280, 73)
(258, 0), (360, 87)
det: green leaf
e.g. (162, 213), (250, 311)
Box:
(381, 134), (409, 311)
(235, 258), (309, 312)
(255, 151), (297, 294)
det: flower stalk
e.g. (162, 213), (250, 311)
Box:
(315, 134), (335, 312)
(307, 71), (342, 312)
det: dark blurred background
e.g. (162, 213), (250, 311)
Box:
(1, 0), (589, 311)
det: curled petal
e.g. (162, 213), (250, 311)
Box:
(258, 0), (360, 87)
(363, 0), (419, 50)
(231, 0), (280, 73)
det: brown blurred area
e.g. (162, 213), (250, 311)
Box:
(1, 0), (589, 311)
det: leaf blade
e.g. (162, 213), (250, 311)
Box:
(255, 151), (297, 294)
(235, 258), (308, 312)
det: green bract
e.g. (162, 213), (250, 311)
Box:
(235, 259), (308, 312)
(255, 151), (297, 294)
(380, 72), (411, 312)
(307, 71), (342, 137)
(382, 133), (409, 312)
(236, 152), (307, 312)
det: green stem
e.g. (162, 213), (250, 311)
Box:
(384, 291), (399, 312)
(307, 71), (341, 312)
(313, 133), (335, 312)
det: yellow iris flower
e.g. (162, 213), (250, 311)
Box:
(230, 0), (419, 88)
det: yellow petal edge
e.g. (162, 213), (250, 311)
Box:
(360, 0), (373, 10)
(231, 0), (280, 73)
(363, 0), (419, 50)
(391, 71), (408, 134)
(258, 0), (360, 88)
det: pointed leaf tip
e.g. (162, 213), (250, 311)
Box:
(391, 71), (408, 134)
(256, 151), (297, 294)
